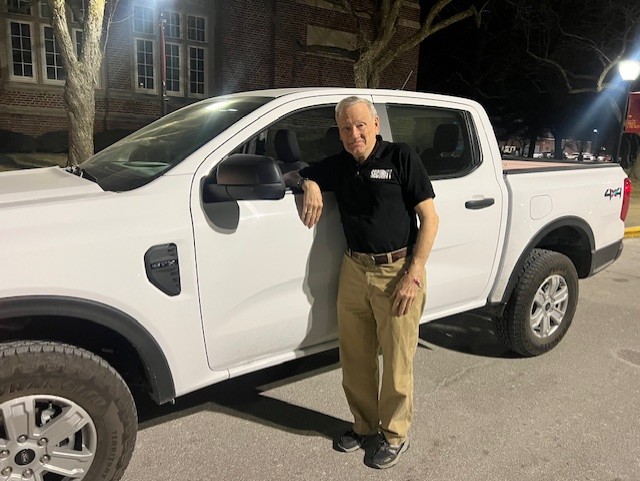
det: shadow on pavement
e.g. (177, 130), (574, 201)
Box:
(419, 312), (519, 359)
(133, 349), (350, 439)
(134, 314), (519, 437)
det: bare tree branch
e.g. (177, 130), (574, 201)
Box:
(101, 0), (121, 56)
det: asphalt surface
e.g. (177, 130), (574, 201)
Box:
(121, 238), (640, 481)
(625, 199), (640, 230)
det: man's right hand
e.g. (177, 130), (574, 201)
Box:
(301, 180), (323, 228)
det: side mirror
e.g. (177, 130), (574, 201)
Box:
(202, 154), (286, 203)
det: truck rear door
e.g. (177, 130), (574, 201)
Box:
(373, 95), (506, 318)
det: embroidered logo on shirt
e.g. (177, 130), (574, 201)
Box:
(369, 169), (393, 180)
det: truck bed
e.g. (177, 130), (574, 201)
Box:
(502, 158), (619, 174)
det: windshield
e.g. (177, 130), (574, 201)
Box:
(80, 96), (273, 191)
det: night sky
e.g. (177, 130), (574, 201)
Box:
(414, 0), (640, 159)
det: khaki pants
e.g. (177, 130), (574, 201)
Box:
(337, 252), (426, 445)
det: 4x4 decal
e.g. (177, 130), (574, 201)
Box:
(604, 187), (622, 200)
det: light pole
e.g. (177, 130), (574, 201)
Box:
(616, 60), (640, 165)
(159, 9), (168, 116)
(592, 129), (598, 158)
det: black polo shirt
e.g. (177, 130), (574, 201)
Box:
(300, 136), (435, 254)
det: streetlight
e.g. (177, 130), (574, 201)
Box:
(616, 60), (640, 165)
(592, 129), (598, 157)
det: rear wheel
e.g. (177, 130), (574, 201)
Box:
(0, 341), (137, 480)
(496, 249), (579, 356)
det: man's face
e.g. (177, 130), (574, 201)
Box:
(337, 102), (380, 163)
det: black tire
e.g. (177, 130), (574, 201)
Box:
(0, 341), (137, 481)
(496, 249), (579, 357)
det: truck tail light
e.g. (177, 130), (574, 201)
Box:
(621, 177), (632, 221)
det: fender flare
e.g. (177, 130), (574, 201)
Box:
(499, 216), (595, 305)
(0, 295), (175, 404)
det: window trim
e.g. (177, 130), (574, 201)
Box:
(186, 14), (207, 43)
(163, 10), (182, 40)
(132, 4), (155, 35)
(8, 0), (32, 16)
(164, 41), (183, 96)
(134, 37), (157, 93)
(187, 44), (207, 98)
(7, 19), (37, 83)
(39, 0), (52, 19)
(41, 23), (66, 85)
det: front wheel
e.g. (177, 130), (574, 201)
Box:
(496, 249), (579, 357)
(0, 341), (138, 480)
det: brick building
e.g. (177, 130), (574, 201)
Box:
(0, 0), (420, 150)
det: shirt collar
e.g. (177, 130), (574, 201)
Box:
(357, 135), (385, 166)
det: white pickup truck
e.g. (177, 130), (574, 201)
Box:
(0, 88), (631, 481)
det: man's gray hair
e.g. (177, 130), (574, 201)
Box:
(335, 96), (378, 121)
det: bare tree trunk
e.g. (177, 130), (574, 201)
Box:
(353, 59), (369, 88)
(354, 57), (382, 88)
(65, 69), (96, 166)
(553, 137), (564, 160)
(49, 0), (107, 167)
(527, 135), (537, 157)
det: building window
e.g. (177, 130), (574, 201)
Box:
(39, 0), (52, 18)
(9, 21), (35, 80)
(133, 5), (154, 34)
(130, 8), (207, 97)
(165, 11), (180, 39)
(8, 0), (31, 15)
(188, 46), (205, 95)
(187, 15), (205, 42)
(135, 38), (155, 90)
(71, 6), (84, 23)
(75, 29), (83, 57)
(42, 25), (66, 82)
(165, 43), (181, 93)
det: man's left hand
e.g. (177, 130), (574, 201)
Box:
(391, 268), (424, 316)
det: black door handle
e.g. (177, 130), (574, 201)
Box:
(465, 198), (495, 210)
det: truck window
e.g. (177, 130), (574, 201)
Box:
(233, 105), (339, 169)
(265, 105), (339, 165)
(385, 104), (476, 178)
(81, 96), (273, 191)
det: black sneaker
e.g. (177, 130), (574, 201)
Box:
(335, 429), (368, 453)
(369, 434), (410, 469)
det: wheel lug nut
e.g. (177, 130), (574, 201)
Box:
(23, 468), (34, 478)
(17, 434), (28, 443)
(41, 454), (51, 463)
(0, 449), (9, 458)
(37, 438), (48, 446)
(1, 466), (12, 476)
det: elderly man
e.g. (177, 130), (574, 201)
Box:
(284, 96), (439, 469)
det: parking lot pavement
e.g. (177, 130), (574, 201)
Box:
(121, 238), (640, 481)
(626, 201), (640, 227)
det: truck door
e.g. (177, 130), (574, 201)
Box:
(190, 96), (351, 371)
(374, 96), (505, 318)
